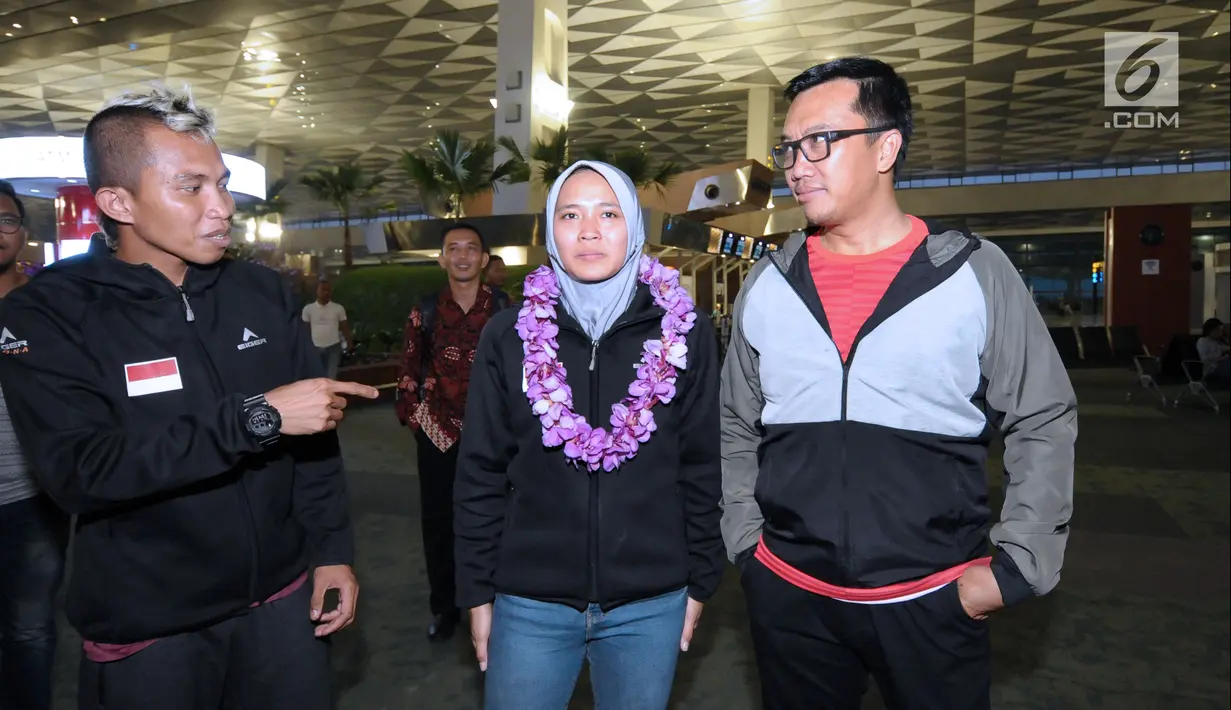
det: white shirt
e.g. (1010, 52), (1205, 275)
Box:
(1196, 336), (1227, 375)
(302, 301), (347, 348)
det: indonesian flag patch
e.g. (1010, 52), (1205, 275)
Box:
(125, 357), (183, 397)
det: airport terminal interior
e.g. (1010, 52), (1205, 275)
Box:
(1, 0), (1229, 708)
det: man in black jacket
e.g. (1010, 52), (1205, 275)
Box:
(0, 85), (378, 709)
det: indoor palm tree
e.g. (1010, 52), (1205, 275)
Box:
(496, 128), (571, 187)
(400, 130), (517, 218)
(300, 162), (385, 269)
(580, 144), (683, 194)
(500, 127), (683, 194)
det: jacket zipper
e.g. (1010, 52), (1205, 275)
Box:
(771, 252), (864, 585)
(839, 346), (855, 584)
(145, 265), (260, 601)
(560, 312), (660, 606)
(179, 288), (195, 321)
(189, 308), (262, 603)
(588, 337), (600, 602)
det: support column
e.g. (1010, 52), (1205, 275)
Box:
(745, 86), (775, 165)
(254, 143), (285, 186)
(493, 0), (569, 215)
(1105, 204), (1192, 352)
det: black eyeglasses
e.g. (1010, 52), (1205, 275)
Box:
(0, 215), (22, 236)
(770, 126), (896, 170)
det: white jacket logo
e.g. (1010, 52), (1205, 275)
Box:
(237, 327), (267, 351)
(0, 327), (28, 355)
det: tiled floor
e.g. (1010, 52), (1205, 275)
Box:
(49, 370), (1230, 709)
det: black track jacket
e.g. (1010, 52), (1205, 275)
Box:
(0, 249), (353, 644)
(454, 285), (724, 612)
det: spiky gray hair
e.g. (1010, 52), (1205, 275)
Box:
(100, 83), (217, 141)
(85, 83), (218, 248)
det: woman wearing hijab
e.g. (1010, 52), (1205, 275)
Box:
(454, 161), (723, 709)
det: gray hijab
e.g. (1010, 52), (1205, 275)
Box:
(545, 160), (646, 342)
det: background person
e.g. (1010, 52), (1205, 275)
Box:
(0, 180), (69, 710)
(302, 279), (353, 378)
(454, 161), (723, 710)
(395, 223), (505, 642)
(1196, 317), (1230, 386)
(483, 252), (509, 304)
(0, 85), (378, 710)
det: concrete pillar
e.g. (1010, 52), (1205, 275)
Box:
(493, 0), (570, 215)
(254, 143), (286, 187)
(745, 86), (775, 166)
(1104, 204), (1192, 352)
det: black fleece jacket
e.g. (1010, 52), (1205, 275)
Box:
(0, 250), (352, 644)
(454, 285), (724, 612)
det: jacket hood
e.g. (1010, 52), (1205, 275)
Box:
(40, 234), (225, 300)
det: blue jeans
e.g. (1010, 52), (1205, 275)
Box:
(316, 344), (343, 380)
(0, 494), (69, 710)
(485, 589), (688, 710)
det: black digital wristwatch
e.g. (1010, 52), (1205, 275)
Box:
(242, 394), (282, 446)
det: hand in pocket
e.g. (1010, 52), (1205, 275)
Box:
(955, 566), (1004, 620)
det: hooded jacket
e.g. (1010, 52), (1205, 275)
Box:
(720, 225), (1077, 607)
(0, 249), (352, 644)
(453, 164), (724, 612)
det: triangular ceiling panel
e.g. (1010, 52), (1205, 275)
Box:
(0, 0), (1223, 220)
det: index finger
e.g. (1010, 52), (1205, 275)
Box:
(325, 380), (381, 399)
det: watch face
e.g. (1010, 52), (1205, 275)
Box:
(247, 406), (278, 438)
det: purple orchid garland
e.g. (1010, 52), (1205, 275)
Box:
(517, 255), (697, 472)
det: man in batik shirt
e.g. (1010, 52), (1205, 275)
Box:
(397, 223), (508, 641)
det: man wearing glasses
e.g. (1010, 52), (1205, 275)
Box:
(720, 58), (1077, 709)
(0, 180), (69, 710)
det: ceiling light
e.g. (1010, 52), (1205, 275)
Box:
(29, 188), (39, 193)
(67, 179), (77, 183)
(12, 23), (21, 28)
(489, 98), (498, 108)
(3, 33), (10, 37)
(70, 16), (78, 23)
(100, 17), (106, 21)
(301, 60), (306, 64)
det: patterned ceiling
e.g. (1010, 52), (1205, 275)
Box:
(0, 0), (1228, 219)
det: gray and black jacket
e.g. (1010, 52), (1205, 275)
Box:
(720, 224), (1077, 607)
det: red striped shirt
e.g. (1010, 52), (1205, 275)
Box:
(808, 216), (929, 362)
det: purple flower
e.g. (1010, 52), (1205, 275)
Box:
(518, 256), (694, 472)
